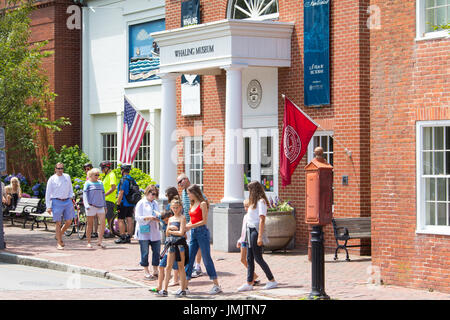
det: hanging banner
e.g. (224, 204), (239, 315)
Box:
(181, 0), (201, 116)
(181, 0), (200, 27)
(303, 0), (330, 107)
(181, 75), (201, 116)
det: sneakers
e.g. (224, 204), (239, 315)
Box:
(263, 281), (278, 290)
(114, 235), (130, 244)
(156, 290), (168, 297)
(237, 283), (254, 292)
(191, 266), (203, 278)
(175, 290), (187, 298)
(209, 285), (222, 295)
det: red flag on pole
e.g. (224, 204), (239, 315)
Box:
(280, 95), (318, 187)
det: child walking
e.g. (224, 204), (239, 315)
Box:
(158, 199), (188, 297)
(237, 199), (259, 287)
(237, 181), (277, 292)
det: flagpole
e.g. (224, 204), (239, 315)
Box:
(281, 94), (352, 158)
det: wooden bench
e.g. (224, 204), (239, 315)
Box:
(29, 211), (53, 231)
(332, 217), (371, 261)
(8, 198), (45, 228)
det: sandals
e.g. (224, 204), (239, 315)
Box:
(97, 243), (106, 249)
(56, 244), (64, 250)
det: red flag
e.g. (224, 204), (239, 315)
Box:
(280, 95), (318, 187)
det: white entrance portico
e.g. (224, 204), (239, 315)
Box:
(152, 19), (293, 251)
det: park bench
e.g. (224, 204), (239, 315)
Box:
(332, 217), (371, 261)
(7, 198), (45, 229)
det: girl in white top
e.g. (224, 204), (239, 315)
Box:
(134, 184), (161, 280)
(237, 181), (277, 292)
(237, 199), (259, 285)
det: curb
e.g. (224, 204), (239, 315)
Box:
(0, 251), (147, 288)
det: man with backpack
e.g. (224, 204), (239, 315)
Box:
(115, 164), (141, 244)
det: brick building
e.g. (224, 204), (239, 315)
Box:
(1, 0), (81, 180)
(153, 0), (449, 293)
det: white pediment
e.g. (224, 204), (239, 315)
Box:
(151, 19), (294, 75)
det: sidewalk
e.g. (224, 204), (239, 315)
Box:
(1, 223), (449, 300)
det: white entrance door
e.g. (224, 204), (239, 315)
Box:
(243, 128), (279, 200)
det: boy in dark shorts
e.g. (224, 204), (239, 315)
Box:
(115, 165), (136, 244)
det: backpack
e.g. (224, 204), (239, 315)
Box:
(121, 175), (141, 205)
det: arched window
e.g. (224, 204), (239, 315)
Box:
(228, 0), (279, 21)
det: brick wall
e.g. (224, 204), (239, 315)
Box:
(167, 0), (372, 253)
(3, 0), (81, 180)
(370, 0), (450, 293)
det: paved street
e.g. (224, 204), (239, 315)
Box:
(0, 262), (136, 292)
(1, 223), (450, 300)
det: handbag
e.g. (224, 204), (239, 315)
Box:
(139, 224), (151, 233)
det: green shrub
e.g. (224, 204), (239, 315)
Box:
(42, 145), (91, 179)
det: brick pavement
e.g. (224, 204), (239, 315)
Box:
(1, 223), (450, 300)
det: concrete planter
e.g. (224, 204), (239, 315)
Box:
(264, 210), (296, 252)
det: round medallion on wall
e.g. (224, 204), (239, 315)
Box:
(247, 79), (262, 109)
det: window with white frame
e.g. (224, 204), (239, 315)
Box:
(417, 121), (450, 235)
(417, 0), (450, 39)
(227, 0), (279, 20)
(307, 131), (334, 166)
(133, 132), (151, 174)
(102, 133), (118, 169)
(185, 136), (204, 189)
(243, 128), (278, 195)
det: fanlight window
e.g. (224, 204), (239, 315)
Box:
(228, 0), (279, 20)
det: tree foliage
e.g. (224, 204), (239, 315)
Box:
(0, 0), (70, 161)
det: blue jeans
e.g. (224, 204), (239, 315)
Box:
(139, 240), (161, 267)
(185, 226), (217, 280)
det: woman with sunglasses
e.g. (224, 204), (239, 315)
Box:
(83, 168), (107, 249)
(135, 184), (161, 280)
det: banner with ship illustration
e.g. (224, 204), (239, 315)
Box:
(129, 19), (165, 82)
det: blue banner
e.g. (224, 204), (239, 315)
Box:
(304, 0), (330, 106)
(181, 0), (200, 27)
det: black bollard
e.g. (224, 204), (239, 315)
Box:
(308, 225), (329, 300)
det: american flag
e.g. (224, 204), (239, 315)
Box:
(119, 97), (149, 164)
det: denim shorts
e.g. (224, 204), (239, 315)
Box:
(51, 199), (75, 222)
(159, 253), (179, 269)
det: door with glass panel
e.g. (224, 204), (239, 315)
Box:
(244, 128), (278, 199)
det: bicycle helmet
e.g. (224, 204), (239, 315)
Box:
(99, 161), (112, 169)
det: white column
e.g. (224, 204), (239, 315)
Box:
(159, 73), (179, 200)
(221, 64), (247, 203)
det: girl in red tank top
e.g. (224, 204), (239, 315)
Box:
(189, 204), (203, 225)
(185, 184), (222, 295)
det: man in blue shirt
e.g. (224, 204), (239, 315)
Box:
(115, 165), (136, 244)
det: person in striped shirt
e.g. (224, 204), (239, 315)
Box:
(177, 173), (203, 278)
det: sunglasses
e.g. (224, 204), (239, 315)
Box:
(177, 178), (185, 185)
(149, 192), (157, 196)
(55, 167), (64, 170)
